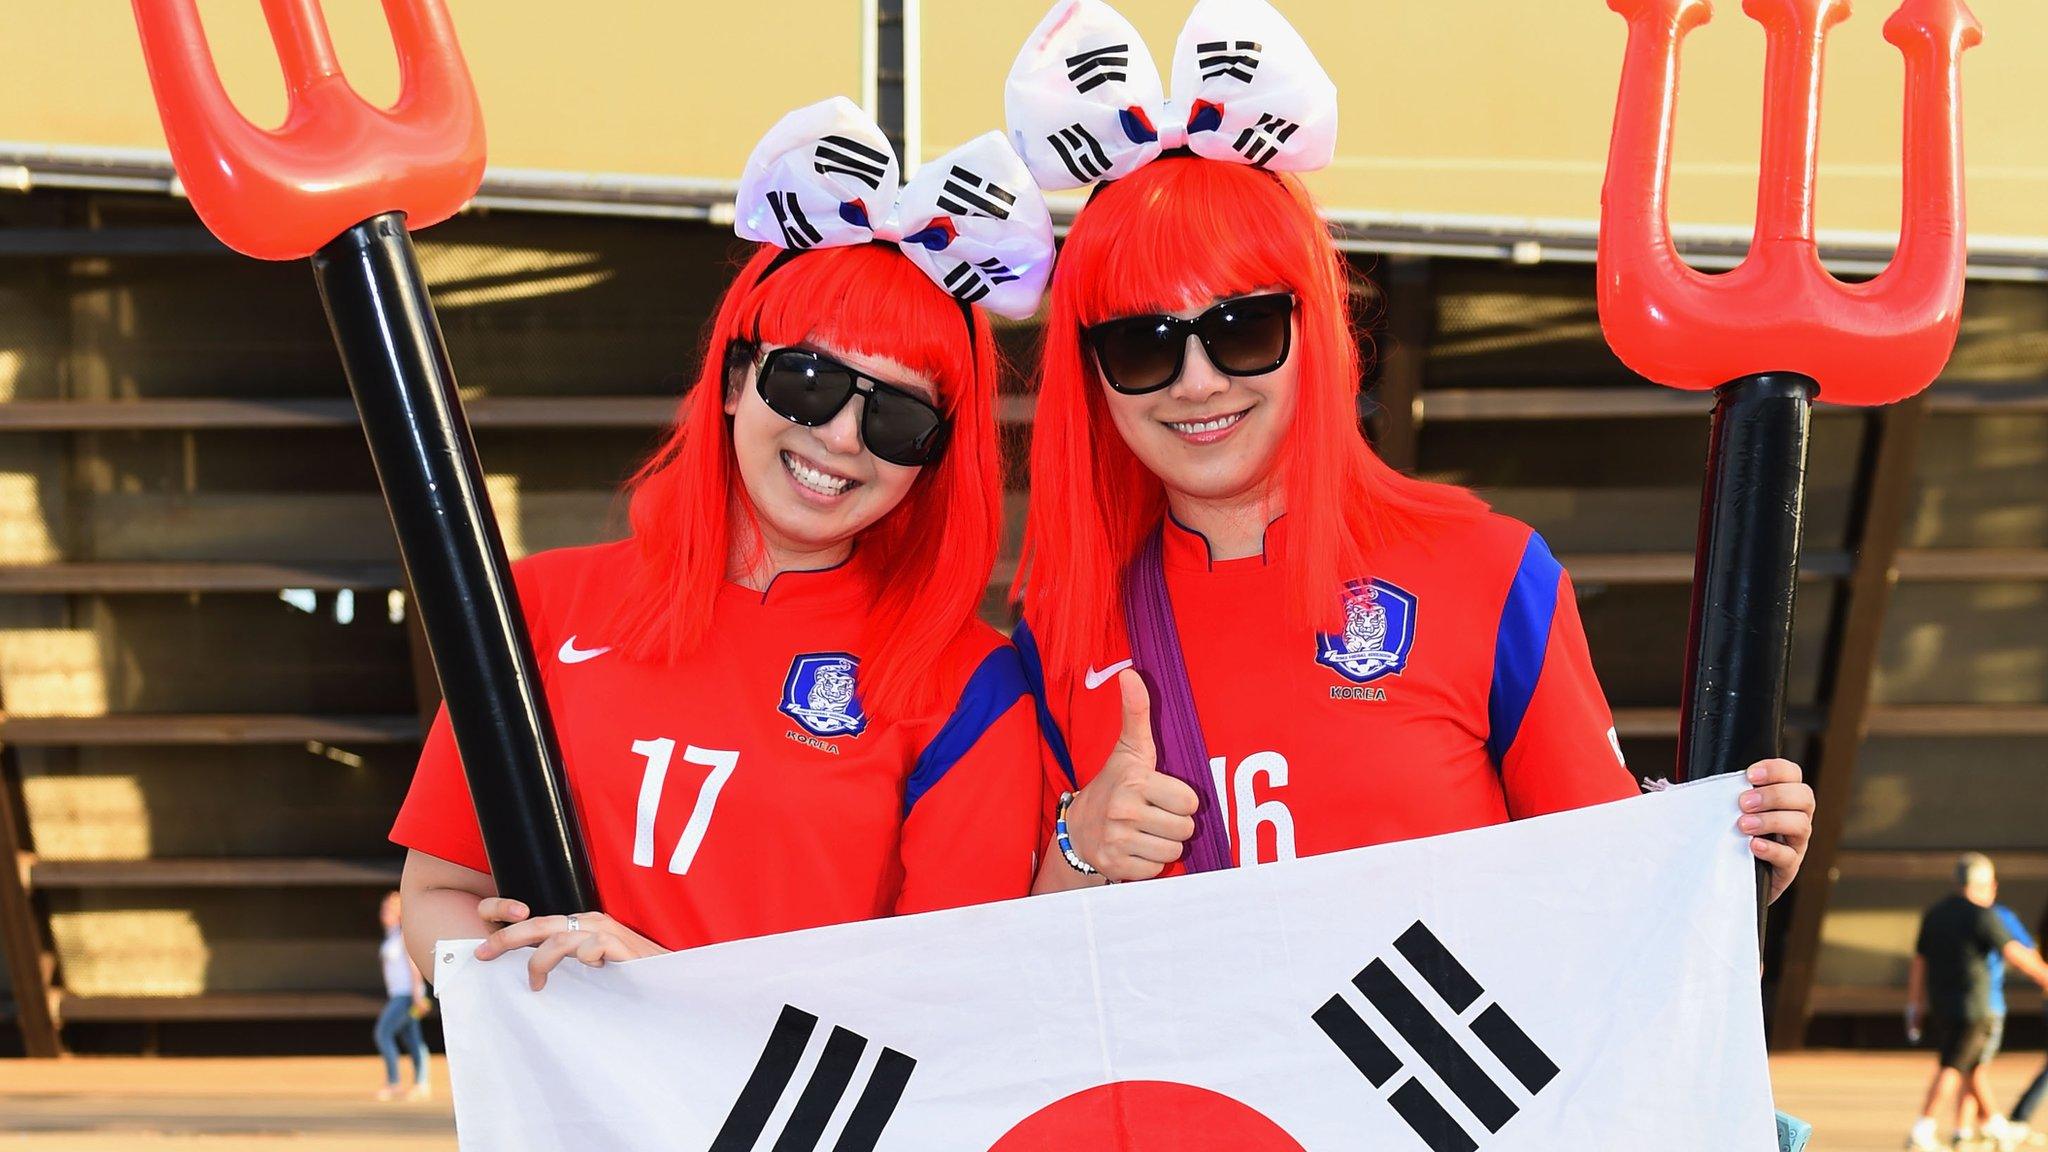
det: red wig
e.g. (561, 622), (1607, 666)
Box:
(1019, 156), (1487, 682)
(615, 242), (1002, 722)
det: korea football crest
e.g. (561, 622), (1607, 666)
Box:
(780, 652), (868, 738)
(1315, 579), (1417, 684)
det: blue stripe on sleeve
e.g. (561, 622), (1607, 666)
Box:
(1999, 904), (2033, 950)
(1990, 905), (2027, 1014)
(903, 645), (1032, 816)
(1010, 620), (1076, 789)
(1486, 531), (1564, 769)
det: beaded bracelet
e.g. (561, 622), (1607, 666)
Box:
(1055, 791), (1100, 876)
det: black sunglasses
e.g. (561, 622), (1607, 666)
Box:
(752, 346), (949, 467)
(1083, 292), (1296, 395)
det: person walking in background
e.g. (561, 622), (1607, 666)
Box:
(375, 891), (431, 1102)
(1907, 855), (2048, 1150)
(2010, 900), (2048, 1145)
(1957, 895), (2037, 1148)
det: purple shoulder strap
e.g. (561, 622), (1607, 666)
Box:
(1123, 529), (1234, 873)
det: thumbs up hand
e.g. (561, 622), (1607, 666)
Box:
(1059, 670), (1201, 882)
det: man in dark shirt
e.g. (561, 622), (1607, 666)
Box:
(1905, 854), (2048, 1151)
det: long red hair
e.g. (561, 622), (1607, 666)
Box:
(615, 243), (1002, 721)
(1019, 156), (1487, 681)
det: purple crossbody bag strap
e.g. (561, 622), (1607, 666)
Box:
(1122, 529), (1234, 873)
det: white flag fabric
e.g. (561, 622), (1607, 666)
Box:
(434, 775), (1776, 1152)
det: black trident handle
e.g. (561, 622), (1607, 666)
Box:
(1676, 371), (1816, 935)
(310, 211), (597, 915)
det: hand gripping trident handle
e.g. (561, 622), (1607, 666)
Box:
(1599, 0), (1977, 929)
(133, 0), (597, 915)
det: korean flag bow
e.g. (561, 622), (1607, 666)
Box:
(736, 98), (1055, 321)
(1005, 0), (1337, 192)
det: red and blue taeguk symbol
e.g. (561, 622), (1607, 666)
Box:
(987, 1081), (1306, 1152)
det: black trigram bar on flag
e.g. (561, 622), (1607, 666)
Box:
(709, 1004), (917, 1152)
(1231, 113), (1300, 168)
(1048, 123), (1112, 184)
(815, 135), (891, 191)
(768, 190), (823, 250)
(942, 257), (1020, 304)
(1313, 921), (1559, 1152)
(1066, 43), (1129, 93)
(1197, 39), (1263, 82)
(936, 166), (1017, 221)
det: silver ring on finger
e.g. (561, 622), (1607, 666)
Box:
(565, 914), (580, 933)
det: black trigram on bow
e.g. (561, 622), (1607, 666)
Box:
(815, 135), (891, 191)
(1313, 922), (1559, 1152)
(768, 190), (823, 250)
(1198, 39), (1263, 82)
(1231, 113), (1300, 168)
(936, 166), (1017, 221)
(1047, 123), (1112, 184)
(1066, 43), (1129, 93)
(709, 1004), (916, 1152)
(943, 257), (1020, 304)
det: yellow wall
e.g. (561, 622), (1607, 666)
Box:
(0, 1), (862, 183)
(6, 2), (2045, 242)
(929, 0), (2048, 243)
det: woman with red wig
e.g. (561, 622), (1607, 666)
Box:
(391, 99), (1056, 985)
(1006, 0), (1816, 894)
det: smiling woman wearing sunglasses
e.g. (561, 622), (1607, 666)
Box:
(1007, 0), (1814, 897)
(390, 99), (1057, 987)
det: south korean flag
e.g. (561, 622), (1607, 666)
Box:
(1005, 0), (1167, 189)
(436, 777), (1778, 1150)
(1006, 0), (1338, 192)
(735, 98), (1055, 320)
(736, 101), (900, 254)
(1166, 0), (1336, 171)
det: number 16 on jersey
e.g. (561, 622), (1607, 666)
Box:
(1209, 750), (1297, 868)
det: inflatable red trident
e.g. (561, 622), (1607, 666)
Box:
(132, 0), (596, 914)
(1597, 0), (1979, 811)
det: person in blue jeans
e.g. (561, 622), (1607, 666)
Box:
(375, 890), (431, 1101)
(2014, 901), (2048, 1141)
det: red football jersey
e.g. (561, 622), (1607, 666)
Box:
(391, 541), (1045, 950)
(1019, 514), (1637, 875)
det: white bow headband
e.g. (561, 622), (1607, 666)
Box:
(1004, 0), (1338, 192)
(735, 97), (1055, 321)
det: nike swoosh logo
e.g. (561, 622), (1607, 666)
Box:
(1083, 659), (1134, 690)
(557, 636), (612, 665)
